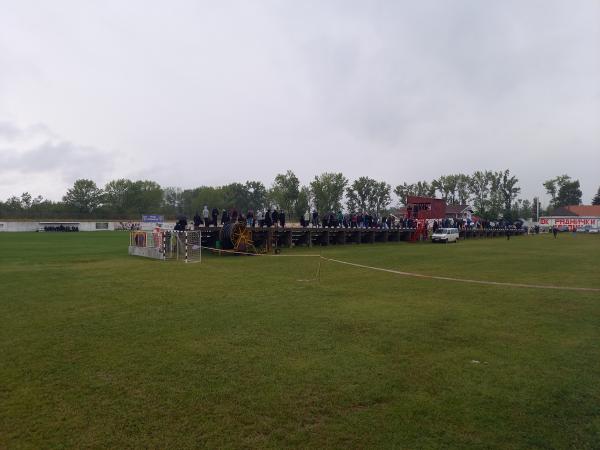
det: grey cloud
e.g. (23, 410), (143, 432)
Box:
(0, 121), (115, 190)
(0, 121), (57, 141)
(0, 140), (114, 180)
(0, 0), (598, 201)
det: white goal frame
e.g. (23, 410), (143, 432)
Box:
(128, 229), (201, 263)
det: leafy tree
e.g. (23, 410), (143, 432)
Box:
(222, 182), (249, 210)
(393, 182), (413, 207)
(63, 179), (103, 213)
(455, 174), (471, 205)
(163, 186), (184, 215)
(294, 186), (311, 220)
(104, 179), (134, 215)
(544, 175), (582, 208)
(310, 172), (348, 216)
(31, 195), (44, 206)
(269, 171), (300, 217)
(556, 179), (582, 207)
(592, 187), (600, 205)
(183, 186), (223, 217)
(432, 175), (456, 203)
(520, 199), (532, 220)
(543, 175), (571, 208)
(415, 181), (436, 198)
(487, 171), (504, 220)
(130, 180), (163, 215)
(245, 181), (267, 212)
(346, 177), (376, 212)
(469, 170), (491, 217)
(370, 181), (391, 216)
(20, 192), (32, 208)
(393, 181), (434, 206)
(499, 169), (520, 213)
(433, 174), (473, 205)
(5, 196), (22, 211)
(102, 179), (163, 217)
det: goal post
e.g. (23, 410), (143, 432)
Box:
(128, 229), (201, 263)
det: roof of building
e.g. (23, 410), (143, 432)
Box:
(548, 207), (577, 216)
(445, 204), (473, 214)
(406, 196), (445, 204)
(549, 205), (600, 216)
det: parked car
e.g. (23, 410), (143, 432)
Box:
(576, 225), (599, 233)
(432, 228), (460, 243)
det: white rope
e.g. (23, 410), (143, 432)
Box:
(321, 257), (600, 292)
(197, 245), (599, 292)
(199, 245), (320, 257)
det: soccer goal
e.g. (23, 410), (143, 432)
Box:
(128, 229), (201, 263)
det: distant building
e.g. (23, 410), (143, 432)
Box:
(405, 196), (446, 219)
(540, 205), (600, 230)
(395, 197), (474, 222)
(445, 204), (474, 221)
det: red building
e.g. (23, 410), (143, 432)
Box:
(405, 196), (446, 219)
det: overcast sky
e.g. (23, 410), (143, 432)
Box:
(1, 0), (599, 205)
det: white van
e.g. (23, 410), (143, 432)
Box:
(432, 227), (460, 243)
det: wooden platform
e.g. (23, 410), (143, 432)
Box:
(195, 226), (523, 249)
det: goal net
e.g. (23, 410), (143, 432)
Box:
(128, 230), (201, 263)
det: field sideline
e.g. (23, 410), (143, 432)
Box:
(1, 232), (599, 448)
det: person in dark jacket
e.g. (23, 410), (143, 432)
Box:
(279, 210), (286, 228)
(265, 209), (273, 227)
(312, 210), (319, 227)
(271, 209), (280, 228)
(221, 209), (229, 225)
(212, 208), (219, 226)
(193, 211), (202, 230)
(174, 216), (187, 231)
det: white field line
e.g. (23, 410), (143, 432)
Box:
(321, 257), (600, 293)
(200, 245), (599, 292)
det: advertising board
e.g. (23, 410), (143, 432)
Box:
(539, 217), (599, 230)
(142, 214), (165, 222)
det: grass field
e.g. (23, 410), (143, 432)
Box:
(1, 232), (599, 449)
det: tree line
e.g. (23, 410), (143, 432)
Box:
(0, 170), (595, 221)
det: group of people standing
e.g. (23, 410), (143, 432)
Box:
(192, 207), (287, 229)
(301, 211), (400, 229)
(189, 206), (434, 230)
(188, 206), (513, 233)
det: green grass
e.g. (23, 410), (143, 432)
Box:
(1, 232), (599, 449)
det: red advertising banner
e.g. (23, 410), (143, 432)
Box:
(539, 217), (599, 228)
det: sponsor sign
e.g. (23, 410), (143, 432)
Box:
(142, 214), (164, 222)
(539, 216), (599, 229)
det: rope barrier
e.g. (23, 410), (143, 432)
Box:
(196, 246), (599, 292)
(320, 257), (600, 292)
(198, 245), (320, 257)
